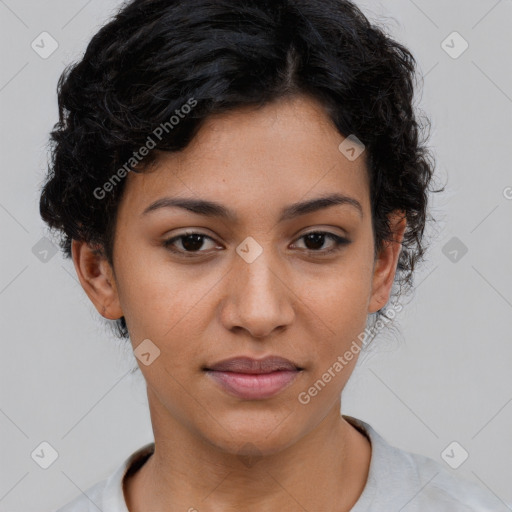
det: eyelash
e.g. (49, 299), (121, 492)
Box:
(162, 231), (351, 257)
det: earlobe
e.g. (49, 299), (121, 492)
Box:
(368, 211), (407, 314)
(71, 239), (124, 320)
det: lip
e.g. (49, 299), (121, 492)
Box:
(204, 356), (303, 400)
(205, 355), (302, 373)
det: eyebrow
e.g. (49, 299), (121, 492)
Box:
(140, 193), (363, 222)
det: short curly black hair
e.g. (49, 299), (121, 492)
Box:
(39, 0), (442, 341)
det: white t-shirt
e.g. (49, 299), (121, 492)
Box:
(55, 415), (509, 511)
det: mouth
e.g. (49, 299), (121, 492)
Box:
(203, 356), (304, 400)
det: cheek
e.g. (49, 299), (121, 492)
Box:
(293, 259), (372, 374)
(114, 255), (196, 344)
(298, 257), (372, 326)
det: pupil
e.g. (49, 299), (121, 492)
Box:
(182, 234), (204, 251)
(304, 233), (324, 250)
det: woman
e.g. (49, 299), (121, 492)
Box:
(40, 0), (506, 510)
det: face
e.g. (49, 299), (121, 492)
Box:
(73, 93), (405, 456)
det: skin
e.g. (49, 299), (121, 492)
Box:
(72, 93), (406, 512)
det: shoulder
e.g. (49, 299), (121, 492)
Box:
(54, 479), (107, 512)
(54, 442), (155, 512)
(394, 447), (505, 511)
(344, 415), (509, 512)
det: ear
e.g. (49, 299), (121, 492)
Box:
(368, 210), (407, 314)
(71, 239), (123, 320)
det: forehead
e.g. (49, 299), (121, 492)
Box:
(118, 94), (370, 220)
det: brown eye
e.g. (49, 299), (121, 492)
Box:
(293, 231), (351, 254)
(162, 232), (218, 255)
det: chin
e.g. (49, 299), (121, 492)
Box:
(199, 412), (303, 458)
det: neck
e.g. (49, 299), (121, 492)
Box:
(124, 390), (371, 512)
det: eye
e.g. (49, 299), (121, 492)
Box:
(292, 231), (351, 255)
(162, 230), (351, 258)
(162, 232), (220, 256)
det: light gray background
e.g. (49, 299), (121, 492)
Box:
(1, 1), (511, 510)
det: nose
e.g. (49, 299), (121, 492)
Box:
(219, 246), (295, 339)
